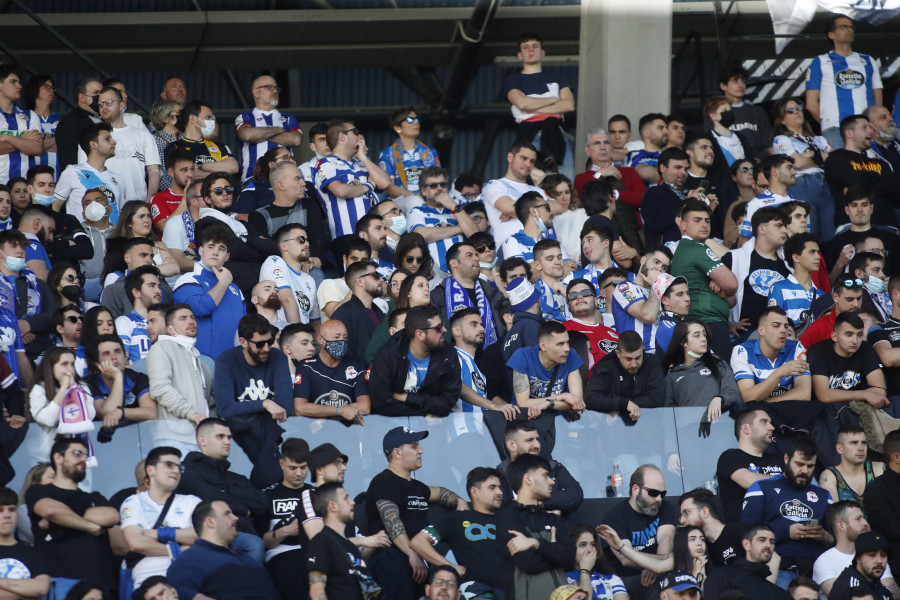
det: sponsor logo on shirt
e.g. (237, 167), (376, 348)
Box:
(779, 498), (813, 521)
(294, 373), (302, 385)
(835, 68), (865, 89)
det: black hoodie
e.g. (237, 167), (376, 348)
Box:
(584, 350), (663, 423)
(703, 557), (791, 600)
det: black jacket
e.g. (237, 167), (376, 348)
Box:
(497, 458), (583, 514)
(502, 311), (543, 362)
(496, 502), (574, 600)
(584, 351), (663, 423)
(47, 210), (94, 269)
(641, 184), (684, 245)
(703, 557), (790, 600)
(828, 564), (892, 600)
(56, 107), (100, 172)
(369, 331), (461, 417)
(176, 451), (269, 534)
(865, 468), (900, 577)
(430, 278), (508, 342)
(332, 295), (386, 362)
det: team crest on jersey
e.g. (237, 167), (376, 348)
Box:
(272, 267), (284, 279)
(296, 290), (311, 312)
(807, 491), (818, 503)
(364, 368), (371, 381)
(700, 368), (712, 376)
(599, 339), (618, 354)
(617, 283), (639, 303)
(750, 269), (786, 296)
(835, 68), (865, 90)
(346, 366), (358, 379)
(471, 370), (486, 393)
(234, 115), (245, 127)
(890, 331), (900, 342)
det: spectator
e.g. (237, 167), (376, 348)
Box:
(596, 523), (712, 584)
(26, 438), (123, 595)
(716, 408), (784, 523)
(54, 123), (125, 224)
(501, 190), (557, 263)
(249, 280), (290, 332)
(233, 146), (295, 219)
(864, 430), (900, 577)
(611, 245), (672, 353)
(768, 232), (823, 329)
(147, 303), (213, 456)
(133, 576), (177, 600)
(355, 212), (394, 273)
(501, 276), (544, 361)
(741, 435), (834, 582)
(306, 482), (377, 600)
(173, 223), (245, 359)
(806, 15), (882, 150)
(679, 488), (747, 568)
(789, 578), (821, 600)
(0, 66), (42, 184)
(372, 198), (406, 251)
(214, 314), (292, 488)
(448, 306), (510, 415)
(167, 101), (240, 178)
(120, 446), (200, 589)
(819, 425), (885, 505)
(482, 139), (546, 247)
(50, 305), (86, 374)
(585, 330), (664, 424)
(599, 464), (677, 597)
(532, 239), (570, 320)
(719, 64), (773, 160)
(316, 237), (374, 318)
(108, 201), (180, 278)
(279, 322), (316, 375)
(116, 265), (162, 363)
(656, 571), (702, 600)
(497, 420), (584, 513)
(261, 438), (315, 600)
(666, 114), (687, 150)
(149, 100), (183, 193)
(313, 120), (391, 243)
(166, 500), (279, 600)
(849, 251), (890, 322)
(563, 278), (620, 369)
(332, 261), (386, 360)
(565, 221), (630, 307)
(63, 582), (114, 600)
(378, 106), (441, 198)
(543, 174), (586, 262)
(704, 96), (752, 171)
(16, 204), (53, 281)
(827, 531), (892, 600)
(364, 427), (466, 600)
(259, 222), (320, 326)
(175, 418), (268, 564)
(496, 453), (576, 600)
(0, 485), (50, 597)
(293, 318), (370, 424)
(160, 77), (187, 104)
(565, 524), (628, 600)
(871, 274), (900, 409)
(410, 467), (506, 597)
(54, 76), (103, 173)
(235, 75), (301, 183)
(865, 105), (900, 192)
(160, 180), (204, 273)
(823, 186), (899, 284)
(573, 128), (646, 221)
(297, 122), (329, 183)
(702, 523), (790, 600)
(409, 166), (477, 274)
(824, 115), (897, 230)
(608, 114), (637, 166)
(670, 199), (737, 361)
(625, 113), (669, 187)
(739, 154), (798, 240)
(640, 148), (694, 245)
(800, 278), (863, 349)
(653, 273), (691, 356)
(150, 147), (194, 234)
(662, 319), (742, 421)
(100, 238), (174, 319)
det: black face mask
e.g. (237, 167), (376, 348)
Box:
(719, 110), (736, 128)
(88, 95), (100, 113)
(61, 285), (82, 303)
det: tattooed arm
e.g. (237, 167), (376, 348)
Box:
(512, 369), (580, 412)
(309, 571), (328, 600)
(429, 486), (468, 511)
(376, 499), (428, 582)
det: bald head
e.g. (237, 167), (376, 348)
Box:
(270, 161), (299, 185)
(251, 280), (281, 312)
(317, 319), (347, 341)
(252, 75), (279, 110)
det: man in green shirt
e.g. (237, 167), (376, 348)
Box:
(670, 198), (738, 359)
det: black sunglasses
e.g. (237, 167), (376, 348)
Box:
(475, 242), (496, 253)
(211, 186), (234, 195)
(342, 128), (359, 136)
(65, 315), (83, 324)
(249, 338), (275, 349)
(567, 289), (594, 301)
(424, 181), (449, 190)
(641, 486), (667, 499)
(601, 280), (625, 290)
(404, 116), (419, 124)
(404, 256), (426, 265)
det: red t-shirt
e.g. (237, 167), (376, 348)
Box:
(150, 189), (183, 227)
(564, 318), (619, 374)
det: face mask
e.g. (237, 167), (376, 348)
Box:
(877, 124), (896, 142)
(534, 213), (549, 235)
(323, 340), (349, 360)
(3, 255), (25, 273)
(866, 277), (886, 294)
(169, 333), (197, 348)
(315, 152), (327, 160)
(388, 215), (407, 235)
(200, 119), (216, 138)
(84, 201), (107, 222)
(61, 285), (82, 303)
(686, 349), (705, 359)
(88, 95), (100, 113)
(33, 193), (54, 207)
(479, 258), (498, 269)
(718, 110), (735, 128)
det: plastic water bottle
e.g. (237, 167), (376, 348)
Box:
(606, 476), (615, 498)
(612, 464), (625, 497)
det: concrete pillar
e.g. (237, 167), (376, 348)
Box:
(576, 0), (673, 169)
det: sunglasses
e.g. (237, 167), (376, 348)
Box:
(342, 128), (359, 136)
(841, 278), (865, 288)
(739, 166), (751, 173)
(63, 273), (78, 283)
(249, 338), (275, 349)
(462, 191), (480, 200)
(641, 486), (667, 498)
(475, 242), (495, 253)
(567, 289), (594, 300)
(404, 256), (426, 265)
(211, 186), (234, 195)
(424, 181), (450, 190)
(602, 280), (625, 290)
(404, 116), (420, 124)
(784, 104), (805, 114)
(65, 315), (83, 324)
(359, 271), (382, 280)
(284, 235), (307, 245)
(422, 322), (446, 333)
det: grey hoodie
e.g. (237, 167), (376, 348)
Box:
(663, 358), (741, 410)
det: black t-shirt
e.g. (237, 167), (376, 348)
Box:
(808, 340), (882, 398)
(423, 509), (501, 587)
(708, 522), (745, 567)
(823, 229), (900, 276)
(0, 541), (49, 580)
(869, 317), (900, 395)
(263, 482), (314, 553)
(716, 449), (783, 523)
(824, 149), (899, 228)
(722, 251), (791, 330)
(600, 500), (678, 577)
(25, 483), (115, 586)
(364, 470), (431, 536)
(306, 526), (370, 600)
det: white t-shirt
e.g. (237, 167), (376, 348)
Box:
(481, 177), (548, 247)
(78, 125), (160, 202)
(55, 162), (127, 223)
(259, 256), (320, 324)
(120, 491), (201, 588)
(813, 546), (894, 586)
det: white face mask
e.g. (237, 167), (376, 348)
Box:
(170, 333), (197, 348)
(84, 202), (107, 222)
(200, 119), (216, 138)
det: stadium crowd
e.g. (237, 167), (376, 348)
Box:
(1, 18), (900, 600)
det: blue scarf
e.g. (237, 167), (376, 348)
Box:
(1, 269), (42, 317)
(182, 212), (197, 259)
(444, 277), (497, 349)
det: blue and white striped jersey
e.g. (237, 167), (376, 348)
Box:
(455, 346), (487, 413)
(768, 275), (822, 326)
(0, 107), (39, 184)
(313, 155), (379, 238)
(235, 108), (300, 182)
(806, 52), (882, 132)
(535, 278), (567, 322)
(116, 311), (150, 363)
(611, 281), (657, 353)
(407, 204), (463, 274)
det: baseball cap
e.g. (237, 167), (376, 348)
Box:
(855, 531), (889, 557)
(658, 571), (702, 593)
(308, 443), (349, 473)
(652, 273), (687, 303)
(383, 426), (429, 456)
(507, 277), (540, 312)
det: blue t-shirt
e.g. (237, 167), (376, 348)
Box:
(507, 346), (583, 400)
(24, 236), (51, 272)
(405, 350), (431, 393)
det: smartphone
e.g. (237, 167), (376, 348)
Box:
(697, 179), (710, 191)
(806, 519), (819, 527)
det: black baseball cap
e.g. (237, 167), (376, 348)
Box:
(855, 531), (889, 558)
(308, 443), (348, 474)
(383, 426), (429, 456)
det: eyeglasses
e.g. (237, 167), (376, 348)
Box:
(63, 273), (78, 283)
(97, 99), (117, 108)
(424, 181), (450, 190)
(784, 104), (805, 114)
(835, 24), (855, 30)
(275, 154), (295, 163)
(404, 256), (426, 265)
(255, 84), (281, 92)
(601, 280), (625, 290)
(422, 322), (446, 333)
(403, 116), (420, 124)
(71, 449), (87, 458)
(567, 289), (594, 300)
(381, 207), (402, 217)
(41, 84), (55, 92)
(463, 192), (481, 200)
(342, 128), (359, 136)
(156, 460), (185, 473)
(474, 242), (496, 253)
(534, 203), (551, 211)
(680, 507), (698, 518)
(430, 578), (458, 589)
(284, 235), (307, 245)
(65, 315), (83, 324)
(332, 458), (347, 467)
(211, 186), (234, 195)
(867, 248), (889, 258)
(842, 278), (865, 289)
(641, 486), (667, 498)
(249, 338), (275, 349)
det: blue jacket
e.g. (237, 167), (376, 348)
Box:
(167, 538), (280, 600)
(173, 264), (245, 359)
(213, 347), (293, 417)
